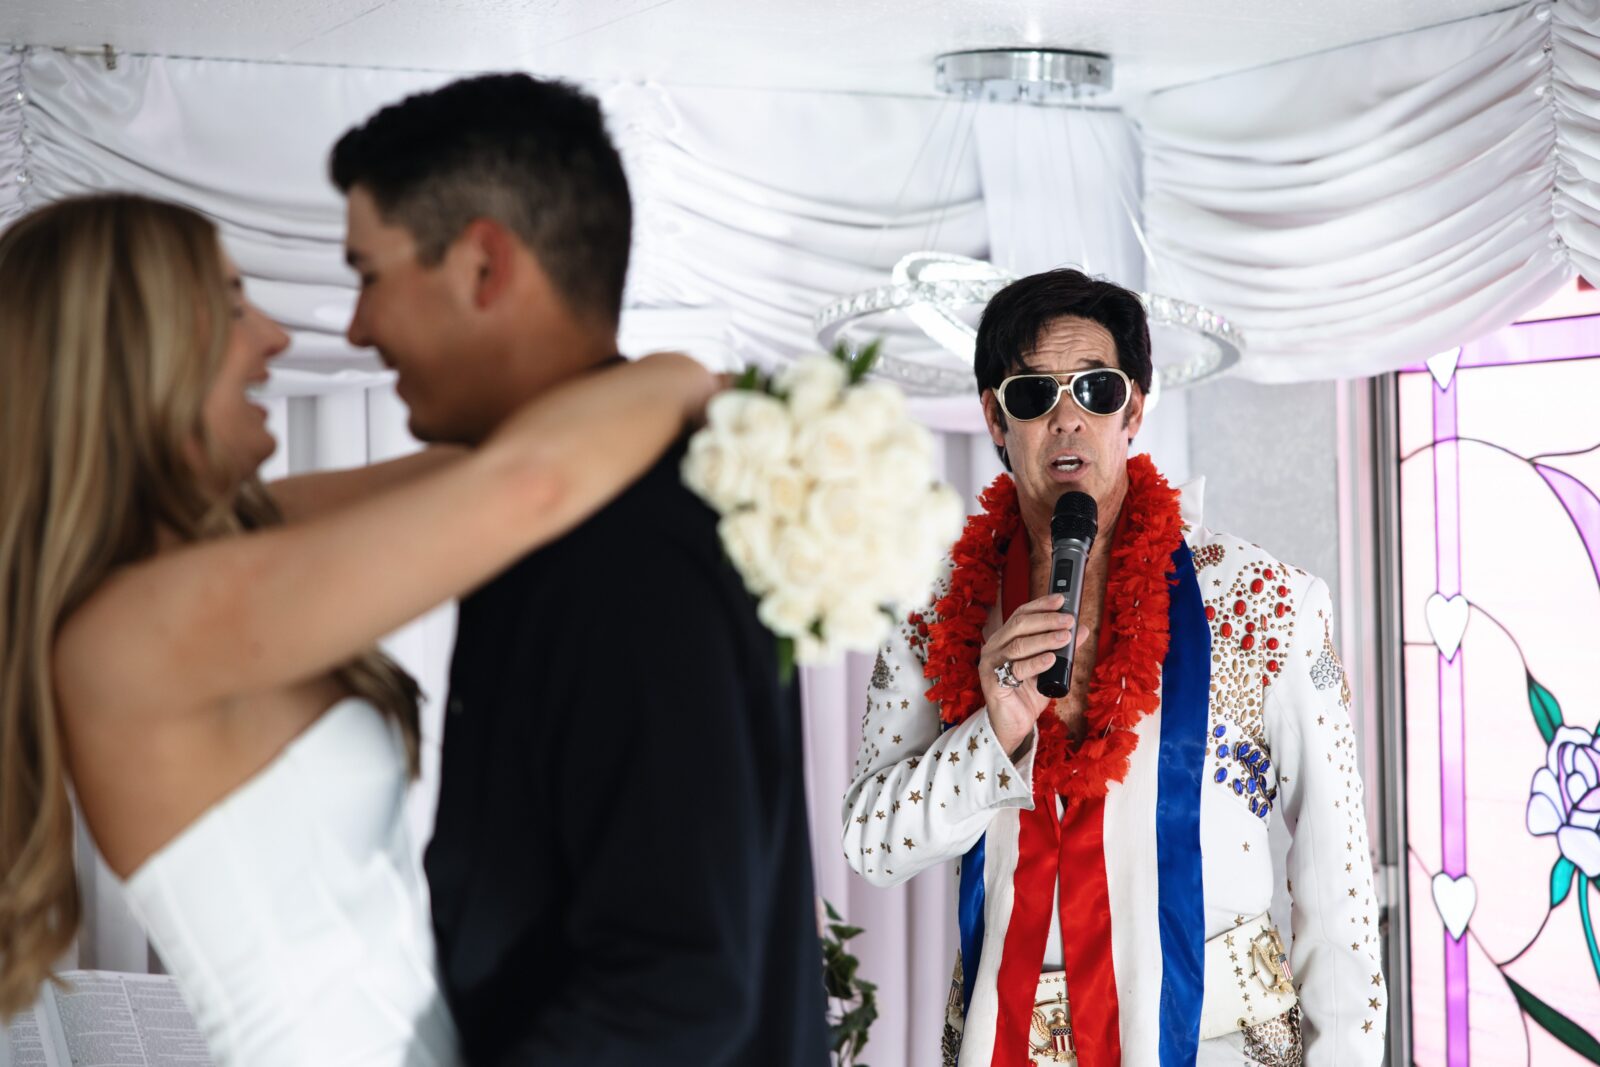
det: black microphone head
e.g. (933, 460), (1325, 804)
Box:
(1051, 491), (1098, 543)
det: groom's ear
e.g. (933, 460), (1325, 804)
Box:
(461, 218), (517, 311)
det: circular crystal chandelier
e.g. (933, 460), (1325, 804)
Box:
(814, 49), (1243, 398)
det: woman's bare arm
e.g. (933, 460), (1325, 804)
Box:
(57, 354), (716, 718)
(268, 447), (469, 523)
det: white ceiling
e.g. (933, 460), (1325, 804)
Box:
(2, 0), (1516, 103)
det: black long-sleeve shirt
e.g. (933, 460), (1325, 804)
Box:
(424, 442), (829, 1066)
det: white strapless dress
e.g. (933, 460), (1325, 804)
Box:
(121, 698), (460, 1066)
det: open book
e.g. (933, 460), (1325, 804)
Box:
(1, 971), (211, 1067)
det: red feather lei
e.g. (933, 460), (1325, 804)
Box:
(919, 455), (1184, 802)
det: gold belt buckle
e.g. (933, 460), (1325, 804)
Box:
(1029, 988), (1077, 1064)
(1249, 926), (1295, 996)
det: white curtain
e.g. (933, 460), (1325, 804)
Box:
(1133, 0), (1600, 382)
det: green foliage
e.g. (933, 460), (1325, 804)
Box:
(832, 339), (883, 385)
(820, 899), (878, 1067)
(733, 365), (766, 393)
(777, 637), (796, 685)
(1554, 857), (1578, 907)
(1528, 674), (1564, 744)
(1507, 974), (1600, 1062)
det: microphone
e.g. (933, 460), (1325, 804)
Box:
(1036, 491), (1098, 699)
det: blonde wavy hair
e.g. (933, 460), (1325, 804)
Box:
(0, 194), (420, 1017)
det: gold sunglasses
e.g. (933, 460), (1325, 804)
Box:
(995, 368), (1133, 422)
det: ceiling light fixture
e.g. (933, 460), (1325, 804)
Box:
(814, 48), (1242, 399)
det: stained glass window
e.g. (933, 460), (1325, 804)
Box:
(1400, 279), (1600, 1064)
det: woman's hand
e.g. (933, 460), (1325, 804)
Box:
(978, 594), (1087, 756)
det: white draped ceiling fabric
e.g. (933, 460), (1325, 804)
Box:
(1134, 0), (1600, 382)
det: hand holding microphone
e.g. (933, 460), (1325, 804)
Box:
(979, 491), (1098, 755)
(1036, 492), (1097, 698)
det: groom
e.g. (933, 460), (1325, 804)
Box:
(331, 75), (828, 1065)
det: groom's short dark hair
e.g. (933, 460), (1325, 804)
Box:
(331, 73), (631, 326)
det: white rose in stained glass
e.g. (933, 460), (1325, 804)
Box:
(1526, 725), (1600, 877)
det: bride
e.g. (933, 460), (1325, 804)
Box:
(0, 193), (718, 1065)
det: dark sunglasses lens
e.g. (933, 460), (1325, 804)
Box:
(1072, 370), (1128, 415)
(1004, 376), (1061, 420)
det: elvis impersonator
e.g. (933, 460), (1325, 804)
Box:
(843, 270), (1387, 1067)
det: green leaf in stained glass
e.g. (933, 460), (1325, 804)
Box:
(1506, 976), (1600, 1063)
(1554, 857), (1579, 907)
(1528, 675), (1564, 744)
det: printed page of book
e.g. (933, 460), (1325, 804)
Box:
(40, 972), (211, 1067)
(0, 1002), (65, 1067)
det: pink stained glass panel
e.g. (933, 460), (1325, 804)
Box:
(1398, 310), (1600, 1067)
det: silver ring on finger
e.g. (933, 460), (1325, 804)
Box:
(994, 661), (1023, 689)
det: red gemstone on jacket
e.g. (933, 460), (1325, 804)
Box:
(1234, 600), (1247, 616)
(1251, 578), (1264, 593)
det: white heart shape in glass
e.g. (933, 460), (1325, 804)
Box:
(1426, 348), (1463, 391)
(1430, 872), (1477, 941)
(1424, 593), (1470, 663)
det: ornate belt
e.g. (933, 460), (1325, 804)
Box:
(1027, 972), (1076, 1065)
(1022, 913), (1296, 1064)
(1198, 912), (1298, 1039)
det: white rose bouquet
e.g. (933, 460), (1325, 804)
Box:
(683, 342), (963, 673)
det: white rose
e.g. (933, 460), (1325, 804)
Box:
(837, 381), (906, 444)
(682, 429), (755, 512)
(918, 483), (967, 544)
(805, 480), (869, 546)
(795, 410), (867, 483)
(707, 391), (793, 465)
(758, 589), (819, 639)
(749, 460), (810, 523)
(824, 522), (888, 594)
(868, 485), (964, 606)
(865, 444), (935, 507)
(778, 356), (849, 420)
(771, 524), (848, 602)
(718, 511), (780, 595)
(823, 598), (892, 653)
(886, 420), (935, 463)
(792, 630), (835, 666)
